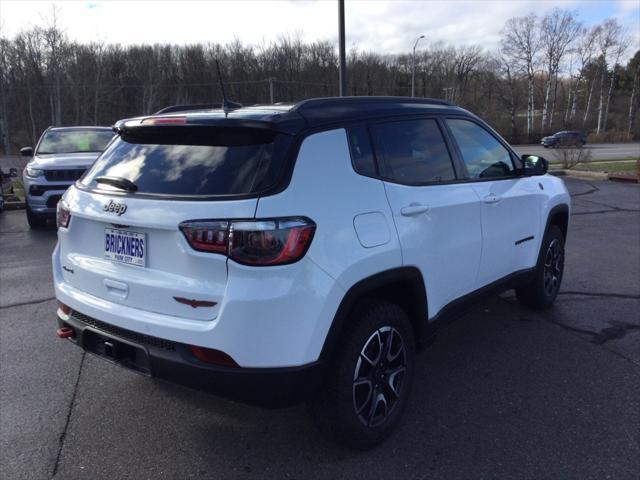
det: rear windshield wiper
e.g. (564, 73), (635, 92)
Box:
(95, 176), (138, 192)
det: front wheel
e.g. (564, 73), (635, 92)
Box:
(310, 300), (415, 450)
(516, 225), (565, 309)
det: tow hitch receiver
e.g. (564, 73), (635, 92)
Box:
(56, 326), (75, 339)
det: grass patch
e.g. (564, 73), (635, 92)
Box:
(2, 179), (25, 200)
(573, 160), (639, 173)
(549, 156), (639, 165)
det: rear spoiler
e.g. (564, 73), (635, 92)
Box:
(113, 122), (284, 146)
(113, 115), (300, 136)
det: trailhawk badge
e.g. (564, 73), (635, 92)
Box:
(103, 200), (127, 215)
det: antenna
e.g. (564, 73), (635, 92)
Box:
(215, 59), (242, 115)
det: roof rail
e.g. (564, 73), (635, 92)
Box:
(292, 96), (454, 112)
(154, 103), (222, 115)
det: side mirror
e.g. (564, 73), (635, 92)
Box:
(20, 146), (33, 157)
(521, 154), (548, 176)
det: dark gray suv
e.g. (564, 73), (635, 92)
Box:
(541, 131), (587, 148)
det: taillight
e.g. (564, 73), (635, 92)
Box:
(57, 300), (71, 315)
(141, 116), (187, 125)
(179, 221), (229, 253)
(230, 219), (315, 266)
(179, 217), (315, 266)
(56, 201), (71, 228)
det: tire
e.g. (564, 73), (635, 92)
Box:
(516, 225), (565, 309)
(26, 202), (47, 229)
(310, 300), (415, 450)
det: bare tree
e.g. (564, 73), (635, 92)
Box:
(596, 19), (623, 134)
(570, 25), (599, 122)
(498, 54), (520, 139)
(0, 7), (637, 153)
(13, 29), (45, 145)
(603, 33), (629, 132)
(502, 13), (540, 137)
(41, 5), (67, 126)
(539, 9), (581, 131)
(0, 25), (11, 154)
(628, 56), (639, 138)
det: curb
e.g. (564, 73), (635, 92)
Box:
(608, 172), (639, 184)
(550, 170), (609, 181)
(4, 201), (25, 211)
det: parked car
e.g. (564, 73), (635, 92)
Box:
(21, 126), (115, 228)
(541, 130), (587, 148)
(53, 97), (570, 449)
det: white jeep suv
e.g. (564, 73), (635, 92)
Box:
(22, 126), (115, 228)
(53, 97), (570, 449)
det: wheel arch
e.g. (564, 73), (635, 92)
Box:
(545, 203), (569, 241)
(319, 267), (428, 362)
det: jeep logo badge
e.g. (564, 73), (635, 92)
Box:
(103, 200), (127, 216)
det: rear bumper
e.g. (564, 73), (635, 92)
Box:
(58, 310), (325, 408)
(53, 240), (344, 367)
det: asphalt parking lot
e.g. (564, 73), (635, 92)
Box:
(1, 177), (638, 479)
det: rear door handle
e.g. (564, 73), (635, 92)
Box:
(400, 203), (430, 216)
(483, 194), (501, 204)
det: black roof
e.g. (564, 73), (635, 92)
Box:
(124, 97), (466, 135)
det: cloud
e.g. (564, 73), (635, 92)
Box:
(0, 0), (637, 58)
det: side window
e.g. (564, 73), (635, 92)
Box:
(447, 119), (515, 179)
(347, 125), (377, 177)
(371, 118), (456, 184)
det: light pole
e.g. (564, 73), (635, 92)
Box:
(411, 35), (425, 97)
(338, 0), (346, 96)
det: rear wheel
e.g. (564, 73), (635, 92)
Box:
(516, 225), (565, 309)
(26, 202), (47, 229)
(310, 300), (415, 450)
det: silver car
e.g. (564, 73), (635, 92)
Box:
(21, 126), (115, 228)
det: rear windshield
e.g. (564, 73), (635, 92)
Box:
(37, 129), (114, 154)
(80, 127), (291, 197)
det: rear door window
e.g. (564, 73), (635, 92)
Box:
(80, 127), (291, 197)
(371, 118), (456, 184)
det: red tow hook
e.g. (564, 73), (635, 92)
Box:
(56, 326), (75, 339)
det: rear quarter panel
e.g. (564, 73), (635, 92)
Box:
(255, 128), (403, 354)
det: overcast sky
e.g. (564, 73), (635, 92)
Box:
(1, 0), (638, 57)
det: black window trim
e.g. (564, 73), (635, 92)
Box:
(346, 123), (381, 179)
(365, 114), (464, 187)
(441, 115), (524, 183)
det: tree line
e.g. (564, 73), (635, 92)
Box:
(0, 7), (638, 154)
